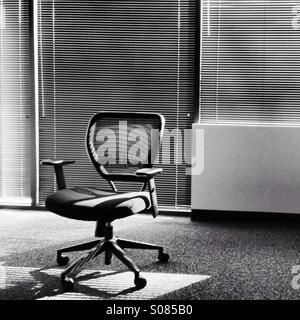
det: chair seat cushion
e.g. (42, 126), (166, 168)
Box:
(45, 187), (151, 221)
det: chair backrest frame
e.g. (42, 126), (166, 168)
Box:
(85, 111), (165, 187)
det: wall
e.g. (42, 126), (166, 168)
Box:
(192, 124), (300, 214)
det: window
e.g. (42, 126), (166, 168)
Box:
(0, 0), (31, 205)
(200, 0), (300, 124)
(37, 0), (195, 208)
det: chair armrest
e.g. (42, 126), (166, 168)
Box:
(104, 173), (147, 183)
(106, 168), (162, 217)
(135, 168), (163, 178)
(41, 159), (75, 166)
(41, 159), (75, 190)
(136, 168), (162, 218)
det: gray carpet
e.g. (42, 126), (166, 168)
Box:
(1, 209), (300, 299)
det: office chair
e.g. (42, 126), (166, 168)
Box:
(42, 112), (169, 291)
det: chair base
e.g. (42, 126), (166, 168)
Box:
(57, 222), (169, 291)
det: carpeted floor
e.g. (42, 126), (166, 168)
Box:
(1, 209), (300, 300)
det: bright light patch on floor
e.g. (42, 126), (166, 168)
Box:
(0, 265), (210, 300)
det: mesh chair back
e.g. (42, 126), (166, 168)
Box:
(86, 112), (165, 178)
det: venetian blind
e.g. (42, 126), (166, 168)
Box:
(0, 0), (31, 205)
(38, 0), (195, 208)
(200, 0), (300, 124)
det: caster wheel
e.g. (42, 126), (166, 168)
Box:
(134, 277), (147, 289)
(61, 277), (75, 292)
(158, 252), (169, 263)
(57, 255), (69, 266)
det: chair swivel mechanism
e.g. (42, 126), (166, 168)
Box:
(42, 112), (169, 291)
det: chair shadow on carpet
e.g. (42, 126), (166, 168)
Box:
(0, 239), (197, 300)
(0, 265), (146, 300)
